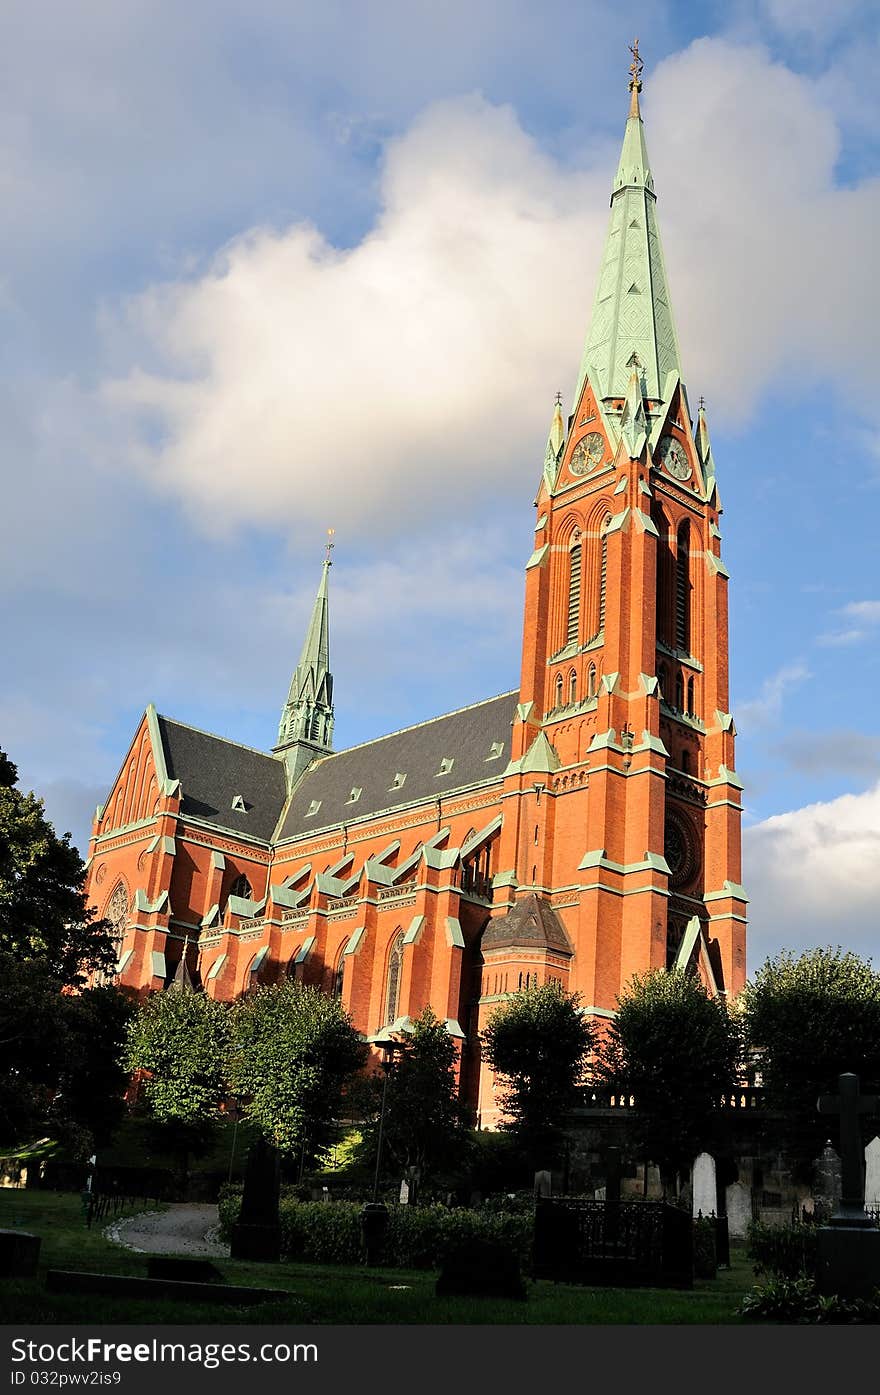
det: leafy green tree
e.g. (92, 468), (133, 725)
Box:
(55, 986), (135, 1151)
(595, 969), (741, 1196)
(229, 982), (366, 1161)
(358, 1006), (469, 1202)
(481, 981), (594, 1167)
(0, 750), (125, 1152)
(741, 948), (880, 1170)
(124, 986), (231, 1180)
(0, 750), (116, 986)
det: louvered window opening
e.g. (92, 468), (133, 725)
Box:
(567, 542), (582, 644)
(598, 532), (608, 633)
(676, 531), (689, 651)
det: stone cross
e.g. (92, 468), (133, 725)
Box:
(817, 1072), (878, 1222)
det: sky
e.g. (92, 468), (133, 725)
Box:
(2, 0), (879, 974)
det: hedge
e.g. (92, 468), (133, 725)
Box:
(219, 1187), (533, 1270)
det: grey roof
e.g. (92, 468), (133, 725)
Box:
(277, 691), (518, 842)
(481, 893), (574, 955)
(157, 716), (288, 843)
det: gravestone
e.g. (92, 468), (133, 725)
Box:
(692, 1153), (716, 1219)
(812, 1140), (841, 1222)
(534, 1170), (552, 1199)
(230, 1134), (281, 1263)
(399, 1178), (410, 1205)
(725, 1182), (752, 1239)
(0, 1229), (40, 1277)
(864, 1137), (880, 1210)
(815, 1072), (880, 1299)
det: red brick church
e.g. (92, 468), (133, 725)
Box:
(84, 52), (746, 1124)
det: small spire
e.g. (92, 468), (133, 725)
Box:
(628, 37), (643, 119)
(543, 392), (567, 489)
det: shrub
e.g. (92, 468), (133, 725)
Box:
(746, 1220), (818, 1279)
(218, 1188), (533, 1269)
(739, 1277), (880, 1324)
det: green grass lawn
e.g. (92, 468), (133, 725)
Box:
(0, 1190), (757, 1325)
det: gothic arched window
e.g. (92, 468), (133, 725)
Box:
(384, 932), (404, 1025)
(676, 522), (690, 652)
(675, 671), (685, 711)
(687, 676), (695, 716)
(568, 670), (577, 705)
(332, 951), (345, 999)
(555, 673), (564, 708)
(229, 874), (252, 901)
(587, 663), (597, 699)
(657, 662), (669, 700)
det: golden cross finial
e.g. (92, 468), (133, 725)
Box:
(698, 395), (706, 412)
(555, 391), (563, 406)
(629, 37), (643, 92)
(325, 528), (335, 564)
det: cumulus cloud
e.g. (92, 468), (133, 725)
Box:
(744, 781), (880, 966)
(98, 39), (880, 535)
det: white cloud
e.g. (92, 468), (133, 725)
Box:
(744, 781), (880, 967)
(98, 39), (880, 535)
(736, 661), (810, 728)
(818, 598), (880, 646)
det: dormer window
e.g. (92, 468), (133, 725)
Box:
(229, 874), (252, 900)
(347, 787), (362, 804)
(231, 793), (247, 813)
(486, 742), (504, 761)
(305, 799), (322, 818)
(390, 772), (407, 790)
(437, 757), (454, 777)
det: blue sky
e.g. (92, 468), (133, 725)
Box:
(2, 0), (879, 970)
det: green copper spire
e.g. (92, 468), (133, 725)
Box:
(573, 41), (684, 415)
(542, 392), (567, 490)
(275, 533), (335, 777)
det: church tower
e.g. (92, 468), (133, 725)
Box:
(274, 532), (336, 784)
(501, 44), (746, 1015)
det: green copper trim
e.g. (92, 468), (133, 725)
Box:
(535, 514), (547, 530)
(445, 917), (465, 949)
(526, 543), (549, 570)
(705, 553), (730, 579)
(633, 507), (658, 535)
(704, 881), (749, 903)
(134, 889), (169, 914)
(714, 710), (735, 732)
(343, 925), (366, 956)
(150, 951), (166, 979)
(600, 672), (620, 694)
(614, 476), (628, 495)
(161, 836), (175, 856)
(605, 508), (630, 535)
(640, 674), (659, 696)
(707, 764), (744, 791)
(403, 915), (425, 945)
(577, 849), (670, 876)
(145, 704), (170, 788)
(294, 934), (316, 965)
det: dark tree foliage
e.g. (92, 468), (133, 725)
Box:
(481, 981), (595, 1167)
(0, 749), (117, 987)
(229, 982), (366, 1161)
(595, 969), (741, 1193)
(358, 1007), (470, 1201)
(0, 751), (127, 1152)
(741, 948), (880, 1168)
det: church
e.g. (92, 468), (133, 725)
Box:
(84, 50), (746, 1124)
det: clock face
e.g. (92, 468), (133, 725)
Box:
(569, 431), (606, 476)
(657, 435), (691, 481)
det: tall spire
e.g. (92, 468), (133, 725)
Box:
(274, 532), (335, 777)
(573, 41), (683, 413)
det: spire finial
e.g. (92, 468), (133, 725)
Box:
(555, 390), (563, 407)
(628, 38), (643, 118)
(698, 395), (706, 413)
(325, 528), (335, 565)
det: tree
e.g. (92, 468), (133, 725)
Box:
(741, 947), (880, 1170)
(229, 982), (366, 1161)
(594, 969), (741, 1196)
(0, 750), (125, 1152)
(358, 1006), (469, 1202)
(0, 749), (116, 987)
(124, 986), (231, 1179)
(481, 981), (594, 1167)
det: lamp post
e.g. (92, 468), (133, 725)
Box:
(360, 1034), (402, 1264)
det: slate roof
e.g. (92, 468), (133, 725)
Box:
(276, 691), (519, 842)
(481, 893), (574, 954)
(157, 716), (288, 844)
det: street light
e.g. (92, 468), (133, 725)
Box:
(360, 1033), (404, 1265)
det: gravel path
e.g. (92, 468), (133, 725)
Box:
(106, 1203), (229, 1258)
